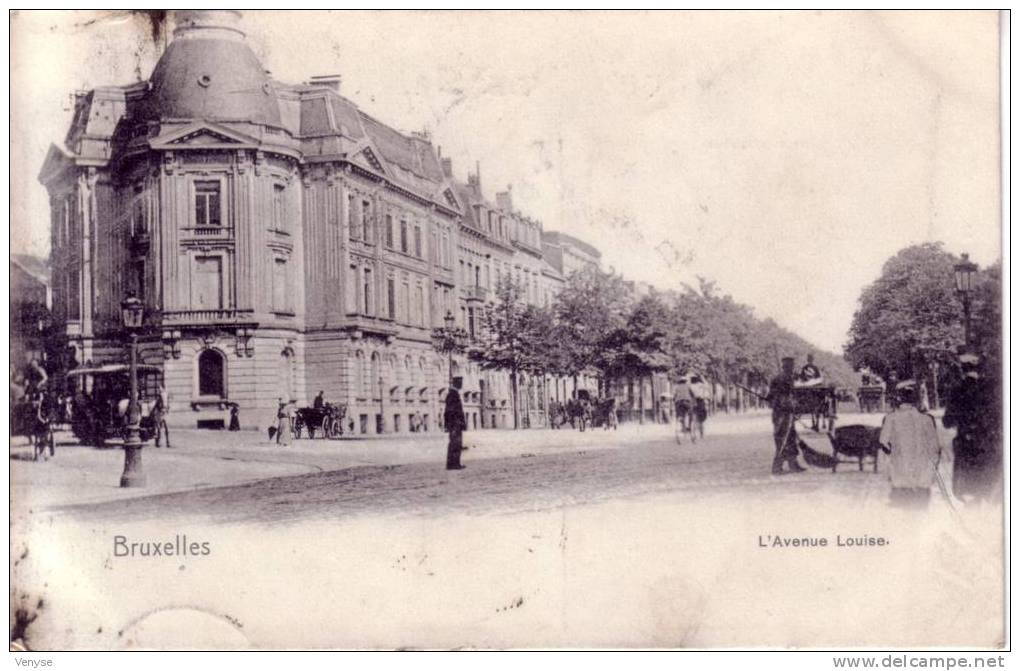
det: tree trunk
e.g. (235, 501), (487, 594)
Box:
(510, 369), (520, 430)
(638, 377), (645, 425)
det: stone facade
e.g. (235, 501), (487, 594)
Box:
(38, 10), (602, 432)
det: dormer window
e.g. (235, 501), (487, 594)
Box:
(194, 181), (222, 227)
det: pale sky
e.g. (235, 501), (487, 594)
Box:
(10, 10), (1002, 353)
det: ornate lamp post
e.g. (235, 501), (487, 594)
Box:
(953, 253), (979, 350)
(431, 310), (466, 385)
(120, 294), (146, 488)
(443, 311), (456, 383)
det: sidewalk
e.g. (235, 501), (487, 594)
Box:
(11, 420), (678, 511)
(9, 409), (928, 512)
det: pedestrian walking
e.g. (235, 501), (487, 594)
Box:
(153, 384), (171, 448)
(766, 357), (805, 475)
(444, 376), (467, 470)
(276, 397), (293, 446)
(878, 382), (941, 509)
(228, 403), (241, 431)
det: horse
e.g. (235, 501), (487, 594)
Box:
(566, 398), (592, 432)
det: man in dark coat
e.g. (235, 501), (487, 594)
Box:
(445, 376), (467, 470)
(943, 353), (999, 502)
(766, 357), (805, 475)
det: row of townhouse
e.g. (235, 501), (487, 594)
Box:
(38, 10), (602, 433)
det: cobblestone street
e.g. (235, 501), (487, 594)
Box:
(10, 411), (1001, 650)
(59, 416), (898, 526)
(11, 411), (914, 521)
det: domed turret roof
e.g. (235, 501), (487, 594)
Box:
(137, 11), (280, 126)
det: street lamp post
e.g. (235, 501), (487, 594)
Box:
(444, 310), (456, 384)
(953, 253), (979, 350)
(120, 294), (146, 488)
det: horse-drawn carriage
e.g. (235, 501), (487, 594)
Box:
(293, 402), (347, 439)
(791, 381), (837, 433)
(857, 385), (885, 413)
(65, 364), (163, 447)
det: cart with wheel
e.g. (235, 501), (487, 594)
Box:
(791, 383), (837, 433)
(294, 402), (347, 439)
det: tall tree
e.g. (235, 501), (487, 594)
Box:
(845, 243), (965, 389)
(551, 266), (631, 393)
(603, 292), (673, 421)
(470, 276), (550, 429)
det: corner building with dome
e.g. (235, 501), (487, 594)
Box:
(39, 10), (601, 433)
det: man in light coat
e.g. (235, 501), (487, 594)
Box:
(879, 382), (941, 509)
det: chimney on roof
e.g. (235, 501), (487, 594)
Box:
(495, 185), (514, 212)
(308, 74), (342, 93)
(441, 157), (453, 178)
(475, 161), (481, 190)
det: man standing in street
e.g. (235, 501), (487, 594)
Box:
(879, 382), (941, 509)
(153, 384), (171, 448)
(766, 357), (805, 475)
(445, 376), (467, 470)
(943, 353), (999, 503)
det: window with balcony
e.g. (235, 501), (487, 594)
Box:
(194, 181), (222, 228)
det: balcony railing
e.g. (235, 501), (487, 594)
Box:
(182, 226), (232, 238)
(162, 309), (254, 325)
